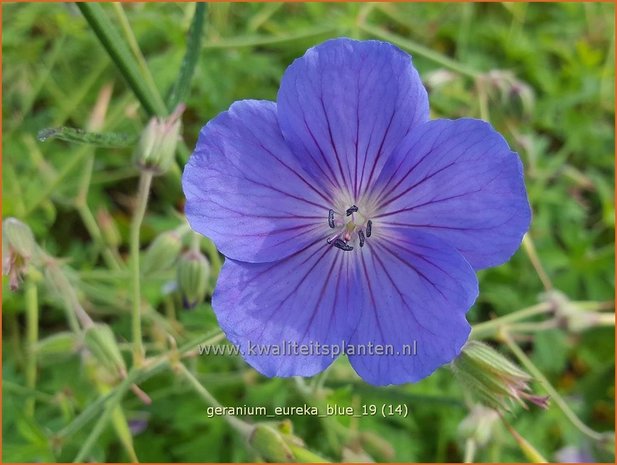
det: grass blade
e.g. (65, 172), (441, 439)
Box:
(167, 3), (207, 109)
(76, 2), (168, 116)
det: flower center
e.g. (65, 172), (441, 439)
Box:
(326, 205), (373, 252)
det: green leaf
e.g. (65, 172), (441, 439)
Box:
(167, 3), (206, 109)
(37, 127), (136, 148)
(76, 2), (167, 116)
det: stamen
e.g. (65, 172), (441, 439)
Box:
(328, 209), (335, 228)
(345, 205), (358, 216)
(326, 232), (341, 244)
(358, 229), (365, 247)
(366, 220), (372, 237)
(333, 238), (354, 251)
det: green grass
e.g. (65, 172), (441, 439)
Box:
(2, 2), (615, 462)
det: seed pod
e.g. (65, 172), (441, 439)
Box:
(142, 231), (182, 276)
(176, 250), (210, 308)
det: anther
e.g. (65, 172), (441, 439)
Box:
(345, 205), (358, 216)
(358, 229), (365, 248)
(333, 238), (354, 251)
(328, 209), (335, 228)
(366, 220), (372, 237)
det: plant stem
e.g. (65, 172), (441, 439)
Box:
(25, 280), (39, 418)
(176, 362), (252, 437)
(130, 171), (153, 366)
(522, 234), (553, 290)
(470, 302), (554, 339)
(358, 23), (480, 78)
(501, 330), (606, 442)
(463, 438), (476, 463)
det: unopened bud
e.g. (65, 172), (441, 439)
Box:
(84, 324), (126, 376)
(176, 250), (210, 308)
(142, 231), (183, 276)
(134, 104), (185, 174)
(2, 217), (37, 291)
(452, 341), (549, 412)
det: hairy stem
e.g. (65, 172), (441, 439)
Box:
(25, 280), (39, 418)
(501, 330), (606, 442)
(130, 171), (153, 366)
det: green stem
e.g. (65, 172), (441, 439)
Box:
(463, 438), (476, 463)
(72, 358), (167, 462)
(25, 280), (39, 418)
(176, 362), (252, 437)
(75, 150), (123, 270)
(470, 302), (554, 339)
(501, 330), (606, 442)
(201, 26), (337, 49)
(522, 234), (553, 290)
(77, 203), (123, 270)
(130, 171), (153, 366)
(358, 23), (480, 78)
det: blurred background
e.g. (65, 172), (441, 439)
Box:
(2, 2), (615, 462)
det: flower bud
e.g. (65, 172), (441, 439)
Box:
(2, 217), (37, 291)
(134, 104), (185, 175)
(451, 341), (549, 412)
(84, 323), (126, 376)
(176, 250), (210, 308)
(142, 231), (183, 276)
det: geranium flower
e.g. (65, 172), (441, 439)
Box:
(183, 38), (531, 385)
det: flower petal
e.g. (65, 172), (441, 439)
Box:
(277, 38), (429, 199)
(183, 100), (332, 263)
(212, 239), (362, 377)
(348, 229), (478, 385)
(372, 118), (531, 270)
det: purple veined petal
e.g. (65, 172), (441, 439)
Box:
(182, 100), (333, 263)
(372, 118), (531, 270)
(277, 38), (429, 200)
(347, 229), (478, 386)
(212, 239), (362, 377)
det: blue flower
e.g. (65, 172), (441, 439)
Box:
(182, 38), (531, 385)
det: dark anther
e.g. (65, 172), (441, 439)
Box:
(345, 205), (358, 216)
(358, 229), (365, 248)
(333, 238), (354, 251)
(328, 209), (335, 228)
(366, 220), (372, 237)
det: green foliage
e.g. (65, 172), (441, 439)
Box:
(2, 2), (614, 463)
